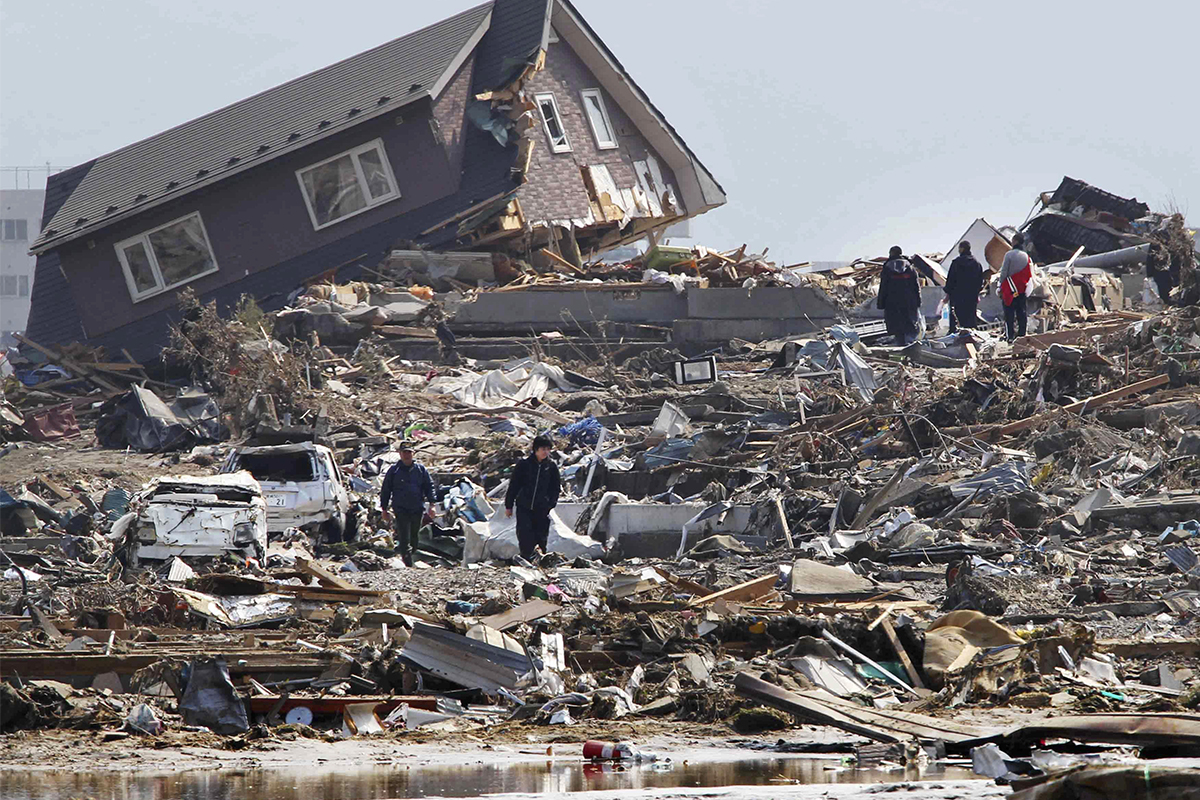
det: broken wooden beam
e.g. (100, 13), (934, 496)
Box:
(539, 247), (586, 276)
(295, 557), (358, 591)
(687, 573), (778, 607)
(774, 496), (794, 549)
(879, 618), (925, 690)
(995, 373), (1170, 437)
(944, 373), (1171, 440)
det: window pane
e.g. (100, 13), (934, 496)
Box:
(584, 94), (613, 144)
(122, 241), (159, 294)
(301, 154), (366, 225)
(2, 220), (12, 240)
(15, 220), (27, 240)
(356, 147), (394, 200)
(539, 98), (567, 148)
(148, 216), (215, 287)
(1, 276), (16, 296)
(19, 275), (29, 297)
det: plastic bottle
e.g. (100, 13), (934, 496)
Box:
(582, 740), (664, 763)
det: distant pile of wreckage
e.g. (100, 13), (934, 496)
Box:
(2, 176), (1200, 794)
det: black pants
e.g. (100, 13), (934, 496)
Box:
(1004, 294), (1027, 341)
(949, 300), (978, 333)
(515, 507), (550, 559)
(1153, 273), (1174, 305)
(393, 511), (424, 561)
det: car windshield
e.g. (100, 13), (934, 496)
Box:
(236, 451), (317, 483)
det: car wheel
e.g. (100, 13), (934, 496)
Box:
(321, 514), (346, 544)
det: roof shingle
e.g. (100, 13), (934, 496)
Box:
(35, 3), (492, 250)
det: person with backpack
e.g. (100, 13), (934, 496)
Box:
(876, 246), (922, 345)
(999, 233), (1033, 342)
(504, 433), (561, 560)
(944, 240), (985, 332)
(380, 441), (437, 566)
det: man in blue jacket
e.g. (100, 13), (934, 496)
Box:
(380, 441), (436, 566)
(504, 434), (561, 560)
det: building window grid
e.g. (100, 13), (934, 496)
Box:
(294, 138), (400, 231)
(580, 88), (618, 149)
(113, 211), (220, 303)
(534, 93), (572, 154)
(2, 219), (29, 241)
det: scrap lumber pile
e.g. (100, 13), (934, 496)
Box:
(3, 177), (1200, 791)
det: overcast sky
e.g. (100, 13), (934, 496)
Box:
(2, 0), (1196, 261)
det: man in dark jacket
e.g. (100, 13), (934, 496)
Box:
(380, 442), (436, 566)
(944, 240), (985, 332)
(504, 433), (561, 560)
(877, 246), (922, 345)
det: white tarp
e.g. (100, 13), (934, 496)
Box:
(462, 508), (604, 564)
(428, 360), (579, 409)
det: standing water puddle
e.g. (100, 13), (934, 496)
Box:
(1, 757), (979, 799)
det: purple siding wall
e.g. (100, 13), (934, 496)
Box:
(518, 37), (682, 223)
(432, 53), (477, 184)
(55, 102), (453, 339)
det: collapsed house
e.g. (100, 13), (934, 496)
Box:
(23, 0), (725, 362)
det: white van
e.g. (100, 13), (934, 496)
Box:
(221, 442), (350, 539)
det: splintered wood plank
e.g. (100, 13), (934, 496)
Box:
(687, 574), (778, 608)
(880, 618), (925, 689)
(295, 558), (357, 591)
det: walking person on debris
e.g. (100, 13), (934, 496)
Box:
(876, 246), (922, 345)
(1000, 232), (1033, 342)
(505, 433), (561, 560)
(944, 240), (985, 332)
(380, 441), (437, 566)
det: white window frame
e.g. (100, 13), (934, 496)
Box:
(534, 92), (572, 154)
(580, 88), (618, 150)
(114, 211), (219, 303)
(295, 138), (400, 231)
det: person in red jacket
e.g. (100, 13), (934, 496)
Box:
(999, 234), (1033, 342)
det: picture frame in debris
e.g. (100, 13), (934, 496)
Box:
(671, 356), (718, 386)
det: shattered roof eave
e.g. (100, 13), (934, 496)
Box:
(31, 3), (494, 255)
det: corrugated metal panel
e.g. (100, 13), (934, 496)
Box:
(35, 3), (492, 249)
(400, 623), (531, 693)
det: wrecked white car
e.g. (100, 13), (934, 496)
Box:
(113, 472), (267, 567)
(220, 443), (350, 538)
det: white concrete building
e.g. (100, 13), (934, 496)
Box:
(0, 189), (43, 344)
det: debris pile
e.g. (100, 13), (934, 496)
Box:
(3, 175), (1200, 794)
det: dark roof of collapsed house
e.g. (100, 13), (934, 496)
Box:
(31, 0), (728, 256)
(24, 0), (727, 362)
(24, 0), (551, 359)
(30, 2), (494, 253)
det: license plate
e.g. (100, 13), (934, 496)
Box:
(266, 494), (288, 507)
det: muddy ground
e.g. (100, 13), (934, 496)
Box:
(0, 725), (1002, 799)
